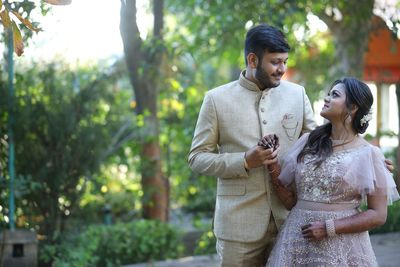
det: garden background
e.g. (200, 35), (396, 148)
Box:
(0, 0), (399, 266)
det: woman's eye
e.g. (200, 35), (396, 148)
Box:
(329, 92), (338, 97)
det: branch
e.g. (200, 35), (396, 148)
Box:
(100, 119), (139, 161)
(120, 0), (144, 113)
(153, 0), (164, 38)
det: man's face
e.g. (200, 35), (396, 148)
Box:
(255, 52), (288, 90)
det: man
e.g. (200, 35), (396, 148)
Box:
(188, 24), (317, 266)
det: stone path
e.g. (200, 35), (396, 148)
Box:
(123, 231), (400, 267)
(370, 232), (400, 267)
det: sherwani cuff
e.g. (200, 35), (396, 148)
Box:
(231, 152), (250, 178)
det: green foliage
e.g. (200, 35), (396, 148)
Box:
(74, 159), (143, 225)
(41, 220), (184, 267)
(0, 61), (133, 241)
(157, 54), (218, 215)
(166, 0), (309, 65)
(288, 31), (336, 103)
(365, 130), (397, 141)
(194, 230), (216, 255)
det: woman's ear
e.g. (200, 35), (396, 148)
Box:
(351, 104), (359, 115)
(247, 53), (258, 69)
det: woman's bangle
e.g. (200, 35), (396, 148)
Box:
(325, 219), (336, 237)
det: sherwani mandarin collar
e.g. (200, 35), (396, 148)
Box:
(239, 70), (275, 93)
(238, 70), (261, 92)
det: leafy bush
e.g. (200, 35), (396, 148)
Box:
(194, 230), (216, 255)
(41, 220), (184, 267)
(0, 61), (135, 242)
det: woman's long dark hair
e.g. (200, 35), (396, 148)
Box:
(297, 77), (373, 166)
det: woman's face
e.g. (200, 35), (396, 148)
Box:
(320, 83), (349, 122)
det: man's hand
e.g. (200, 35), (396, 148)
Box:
(301, 221), (327, 241)
(385, 159), (394, 173)
(245, 146), (279, 169)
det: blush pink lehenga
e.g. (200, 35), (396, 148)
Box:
(266, 133), (400, 267)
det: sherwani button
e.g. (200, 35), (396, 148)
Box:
(261, 108), (265, 112)
(262, 120), (267, 125)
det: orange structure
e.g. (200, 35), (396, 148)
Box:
(363, 16), (400, 83)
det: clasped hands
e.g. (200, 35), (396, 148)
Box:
(244, 134), (280, 169)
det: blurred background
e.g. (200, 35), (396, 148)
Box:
(0, 0), (399, 266)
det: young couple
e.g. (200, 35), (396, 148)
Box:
(188, 23), (399, 266)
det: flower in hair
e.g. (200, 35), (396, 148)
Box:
(360, 112), (372, 126)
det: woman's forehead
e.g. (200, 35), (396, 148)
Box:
(331, 83), (346, 93)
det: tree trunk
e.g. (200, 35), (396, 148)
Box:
(120, 0), (169, 221)
(395, 83), (400, 190)
(317, 0), (374, 78)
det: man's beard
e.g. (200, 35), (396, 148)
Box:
(255, 64), (281, 90)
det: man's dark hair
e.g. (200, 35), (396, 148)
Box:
(244, 24), (291, 65)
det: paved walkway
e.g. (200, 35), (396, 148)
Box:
(123, 232), (400, 267)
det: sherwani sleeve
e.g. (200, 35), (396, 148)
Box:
(188, 93), (249, 179)
(301, 88), (317, 133)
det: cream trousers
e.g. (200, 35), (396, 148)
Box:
(216, 214), (278, 267)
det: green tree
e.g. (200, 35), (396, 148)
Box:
(167, 0), (398, 97)
(0, 61), (133, 256)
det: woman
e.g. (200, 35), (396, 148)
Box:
(264, 77), (399, 266)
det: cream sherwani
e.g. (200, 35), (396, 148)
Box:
(188, 71), (316, 243)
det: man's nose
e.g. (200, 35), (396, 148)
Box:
(278, 63), (286, 73)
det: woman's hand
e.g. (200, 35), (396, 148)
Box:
(258, 134), (279, 151)
(258, 134), (280, 168)
(301, 221), (327, 241)
(384, 158), (394, 173)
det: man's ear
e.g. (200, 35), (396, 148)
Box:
(247, 53), (258, 69)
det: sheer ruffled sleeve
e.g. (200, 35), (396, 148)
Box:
(278, 133), (309, 187)
(343, 145), (400, 205)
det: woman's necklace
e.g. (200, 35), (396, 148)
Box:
(331, 136), (356, 148)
